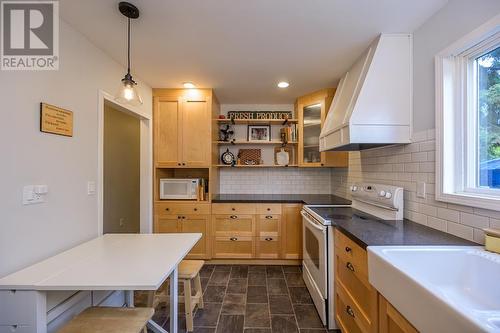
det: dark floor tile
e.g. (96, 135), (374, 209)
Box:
(230, 265), (249, 278)
(164, 315), (187, 333)
(201, 277), (210, 292)
(222, 293), (246, 315)
(266, 266), (284, 279)
(203, 285), (226, 303)
(152, 301), (169, 327)
(289, 287), (313, 304)
(244, 329), (271, 333)
(248, 265), (267, 273)
(294, 304), (324, 329)
(247, 285), (268, 303)
(245, 303), (271, 328)
(214, 265), (232, 272)
(200, 265), (215, 277)
(248, 272), (267, 286)
(299, 330), (327, 333)
(285, 273), (305, 287)
(193, 328), (217, 333)
(209, 271), (231, 286)
(193, 302), (222, 327)
(267, 279), (288, 295)
(283, 266), (301, 273)
(217, 314), (244, 333)
(271, 315), (299, 333)
(269, 295), (294, 315)
(227, 278), (247, 294)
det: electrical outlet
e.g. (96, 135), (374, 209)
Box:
(23, 185), (48, 205)
(87, 181), (96, 195)
(417, 181), (426, 198)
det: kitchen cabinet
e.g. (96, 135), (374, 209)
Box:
(335, 229), (378, 333)
(153, 89), (213, 168)
(281, 204), (303, 259)
(154, 203), (211, 259)
(296, 89), (348, 167)
(379, 295), (418, 333)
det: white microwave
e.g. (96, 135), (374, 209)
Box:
(160, 178), (200, 200)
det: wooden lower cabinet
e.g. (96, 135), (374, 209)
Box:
(256, 236), (280, 259)
(281, 204), (303, 259)
(180, 215), (210, 259)
(379, 295), (418, 333)
(213, 236), (255, 258)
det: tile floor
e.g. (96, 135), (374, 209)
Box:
(136, 264), (338, 333)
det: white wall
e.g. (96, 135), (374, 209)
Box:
(413, 0), (500, 131)
(0, 20), (152, 277)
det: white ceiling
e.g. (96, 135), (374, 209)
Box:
(60, 0), (447, 103)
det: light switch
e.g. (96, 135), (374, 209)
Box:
(87, 181), (96, 195)
(417, 181), (426, 199)
(23, 185), (48, 205)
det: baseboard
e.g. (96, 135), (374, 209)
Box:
(206, 259), (302, 265)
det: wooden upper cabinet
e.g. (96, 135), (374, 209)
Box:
(297, 89), (348, 167)
(153, 89), (214, 168)
(155, 97), (182, 167)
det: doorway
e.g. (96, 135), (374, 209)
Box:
(98, 91), (152, 235)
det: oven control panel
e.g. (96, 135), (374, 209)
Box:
(350, 183), (404, 219)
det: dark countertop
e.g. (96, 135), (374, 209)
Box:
(212, 194), (352, 206)
(334, 212), (477, 249)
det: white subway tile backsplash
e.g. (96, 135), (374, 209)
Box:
(427, 217), (447, 232)
(447, 222), (474, 241)
(460, 212), (489, 229)
(437, 207), (460, 223)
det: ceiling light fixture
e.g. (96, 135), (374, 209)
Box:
(277, 81), (290, 88)
(183, 82), (196, 89)
(115, 2), (143, 106)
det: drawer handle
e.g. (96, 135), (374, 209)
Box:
(267, 208), (271, 211)
(265, 237), (273, 241)
(345, 246), (352, 253)
(265, 215), (273, 219)
(346, 306), (355, 317)
(232, 208), (236, 211)
(346, 262), (355, 272)
(230, 215), (238, 219)
(229, 237), (238, 241)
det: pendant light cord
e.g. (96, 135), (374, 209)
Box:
(127, 17), (131, 75)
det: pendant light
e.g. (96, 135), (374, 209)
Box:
(115, 2), (143, 106)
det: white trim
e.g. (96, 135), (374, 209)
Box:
(97, 90), (153, 235)
(435, 14), (500, 211)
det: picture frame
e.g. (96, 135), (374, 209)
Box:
(247, 125), (271, 142)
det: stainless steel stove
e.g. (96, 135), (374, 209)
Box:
(301, 183), (404, 330)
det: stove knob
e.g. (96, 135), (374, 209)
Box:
(379, 190), (386, 197)
(351, 185), (358, 192)
(385, 192), (392, 199)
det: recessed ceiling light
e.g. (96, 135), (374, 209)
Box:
(277, 81), (289, 88)
(183, 82), (196, 89)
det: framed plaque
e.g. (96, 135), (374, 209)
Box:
(40, 103), (73, 137)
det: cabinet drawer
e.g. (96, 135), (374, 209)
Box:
(256, 236), (280, 259)
(258, 215), (281, 236)
(256, 204), (282, 215)
(213, 215), (255, 236)
(213, 236), (254, 258)
(156, 216), (180, 233)
(336, 280), (371, 333)
(155, 202), (210, 216)
(335, 230), (368, 280)
(212, 203), (256, 215)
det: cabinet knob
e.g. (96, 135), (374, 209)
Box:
(267, 208), (271, 211)
(194, 208), (197, 211)
(229, 237), (238, 241)
(182, 163), (186, 166)
(165, 208), (170, 211)
(346, 306), (355, 318)
(345, 246), (352, 253)
(177, 163), (181, 166)
(265, 215), (273, 219)
(321, 163), (324, 166)
(232, 208), (236, 211)
(177, 216), (181, 219)
(346, 262), (355, 272)
(265, 237), (273, 241)
(230, 215), (238, 219)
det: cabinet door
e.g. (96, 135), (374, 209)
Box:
(155, 97), (182, 167)
(181, 215), (210, 259)
(379, 295), (418, 333)
(298, 100), (324, 167)
(213, 236), (255, 259)
(281, 204), (302, 259)
(155, 215), (180, 233)
(212, 214), (255, 237)
(181, 98), (210, 167)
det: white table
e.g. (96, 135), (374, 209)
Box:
(0, 233), (201, 333)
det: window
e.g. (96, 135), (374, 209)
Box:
(436, 16), (500, 211)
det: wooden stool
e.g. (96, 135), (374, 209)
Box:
(58, 306), (154, 333)
(147, 260), (204, 332)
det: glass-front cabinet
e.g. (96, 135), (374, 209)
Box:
(297, 89), (348, 167)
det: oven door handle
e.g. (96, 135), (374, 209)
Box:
(301, 211), (326, 231)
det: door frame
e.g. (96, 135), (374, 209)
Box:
(97, 90), (153, 235)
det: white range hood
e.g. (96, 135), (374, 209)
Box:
(320, 34), (412, 151)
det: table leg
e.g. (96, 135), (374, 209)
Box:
(125, 290), (134, 307)
(170, 266), (178, 333)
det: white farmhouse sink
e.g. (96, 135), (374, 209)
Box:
(368, 246), (500, 333)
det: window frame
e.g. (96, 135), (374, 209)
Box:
(435, 14), (500, 211)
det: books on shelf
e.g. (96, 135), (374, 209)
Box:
(280, 124), (298, 143)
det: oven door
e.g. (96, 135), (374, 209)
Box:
(301, 209), (327, 298)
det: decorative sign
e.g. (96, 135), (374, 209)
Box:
(40, 103), (73, 137)
(227, 111), (292, 120)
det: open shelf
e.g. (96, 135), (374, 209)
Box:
(215, 140), (298, 145)
(215, 164), (298, 168)
(215, 118), (298, 125)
